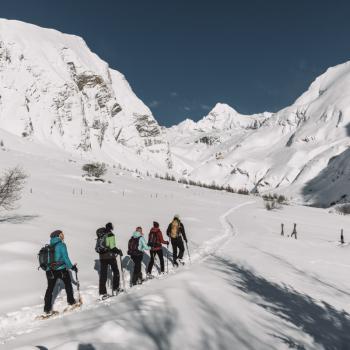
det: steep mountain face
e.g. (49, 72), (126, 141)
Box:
(0, 19), (170, 171)
(168, 64), (350, 206)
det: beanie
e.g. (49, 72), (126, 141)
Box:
(105, 222), (114, 231)
(50, 230), (62, 238)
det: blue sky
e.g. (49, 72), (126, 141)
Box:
(1, 0), (350, 126)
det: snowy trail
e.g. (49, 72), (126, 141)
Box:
(0, 201), (254, 347)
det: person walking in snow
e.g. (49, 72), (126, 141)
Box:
(127, 226), (150, 285)
(96, 222), (123, 299)
(166, 214), (187, 267)
(44, 230), (79, 315)
(146, 221), (169, 277)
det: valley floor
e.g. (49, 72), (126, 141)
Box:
(0, 138), (350, 350)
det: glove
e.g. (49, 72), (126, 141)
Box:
(165, 241), (169, 245)
(112, 247), (123, 256)
(71, 264), (78, 273)
(184, 238), (188, 243)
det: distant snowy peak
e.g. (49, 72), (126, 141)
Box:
(172, 103), (271, 133)
(197, 103), (271, 131)
(0, 18), (169, 170)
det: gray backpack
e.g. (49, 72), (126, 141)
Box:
(95, 228), (108, 254)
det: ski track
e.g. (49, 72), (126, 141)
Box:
(0, 201), (255, 346)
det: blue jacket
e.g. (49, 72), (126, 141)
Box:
(49, 237), (73, 270)
(132, 231), (151, 252)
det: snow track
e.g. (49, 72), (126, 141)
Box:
(0, 201), (254, 346)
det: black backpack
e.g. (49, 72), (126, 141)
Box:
(38, 243), (58, 271)
(127, 236), (142, 256)
(95, 227), (108, 254)
(148, 230), (161, 248)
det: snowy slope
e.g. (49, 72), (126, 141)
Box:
(0, 19), (170, 172)
(168, 65), (350, 206)
(1, 133), (350, 349)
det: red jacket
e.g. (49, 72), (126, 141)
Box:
(148, 227), (168, 251)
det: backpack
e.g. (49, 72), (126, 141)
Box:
(170, 220), (180, 239)
(38, 243), (58, 271)
(127, 236), (142, 256)
(95, 227), (109, 254)
(148, 230), (161, 248)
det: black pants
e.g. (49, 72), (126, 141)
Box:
(147, 249), (164, 274)
(171, 237), (185, 263)
(44, 269), (76, 312)
(131, 254), (143, 285)
(99, 258), (120, 295)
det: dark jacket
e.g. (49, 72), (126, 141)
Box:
(166, 219), (187, 242)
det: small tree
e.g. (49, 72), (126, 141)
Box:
(82, 162), (107, 178)
(0, 167), (28, 210)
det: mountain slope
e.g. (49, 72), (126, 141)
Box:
(0, 18), (170, 171)
(168, 64), (350, 206)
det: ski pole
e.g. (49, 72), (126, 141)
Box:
(119, 254), (126, 292)
(185, 241), (191, 264)
(75, 270), (82, 304)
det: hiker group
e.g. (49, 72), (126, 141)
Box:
(38, 215), (188, 316)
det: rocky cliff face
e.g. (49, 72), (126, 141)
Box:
(0, 19), (168, 171)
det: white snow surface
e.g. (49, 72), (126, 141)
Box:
(1, 20), (350, 348)
(0, 129), (350, 350)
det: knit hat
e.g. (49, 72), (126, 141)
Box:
(153, 221), (159, 228)
(105, 222), (114, 231)
(50, 230), (62, 238)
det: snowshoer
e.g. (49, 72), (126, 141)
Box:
(166, 214), (187, 267)
(96, 222), (123, 299)
(146, 221), (169, 276)
(128, 226), (150, 285)
(43, 230), (79, 315)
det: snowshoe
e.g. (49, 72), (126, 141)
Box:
(146, 273), (154, 280)
(99, 294), (111, 301)
(63, 301), (82, 313)
(36, 310), (59, 320)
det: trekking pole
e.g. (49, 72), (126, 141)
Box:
(75, 270), (83, 304)
(166, 243), (169, 273)
(185, 241), (191, 264)
(119, 255), (127, 292)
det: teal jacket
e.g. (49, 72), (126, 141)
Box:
(49, 237), (73, 270)
(132, 231), (151, 252)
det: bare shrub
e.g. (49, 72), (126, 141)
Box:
(0, 167), (28, 210)
(264, 199), (281, 211)
(82, 162), (107, 178)
(335, 204), (350, 215)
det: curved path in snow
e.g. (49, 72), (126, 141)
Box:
(0, 200), (255, 346)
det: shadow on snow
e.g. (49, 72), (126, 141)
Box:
(211, 256), (350, 350)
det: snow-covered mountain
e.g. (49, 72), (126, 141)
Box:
(0, 19), (171, 172)
(168, 64), (350, 207)
(1, 18), (350, 207)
